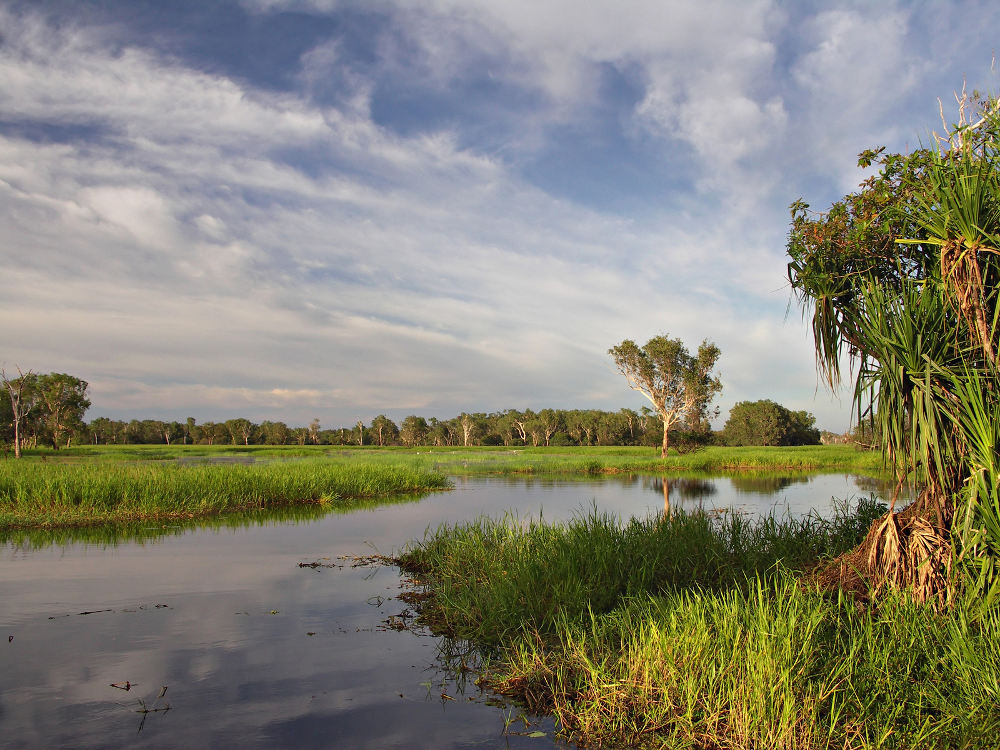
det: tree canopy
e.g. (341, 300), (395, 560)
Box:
(609, 335), (722, 458)
(1, 370), (91, 455)
(723, 400), (820, 447)
(787, 91), (1000, 607)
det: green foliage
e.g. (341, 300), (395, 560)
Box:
(399, 415), (429, 446)
(398, 499), (886, 645)
(1, 370), (90, 454)
(787, 93), (1000, 606)
(609, 335), (722, 457)
(400, 504), (999, 748)
(724, 399), (821, 446)
(0, 458), (448, 528)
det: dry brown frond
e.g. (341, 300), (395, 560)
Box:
(941, 239), (997, 368)
(808, 488), (955, 608)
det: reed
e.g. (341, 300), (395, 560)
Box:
(398, 503), (999, 748)
(0, 491), (428, 548)
(0, 459), (448, 528)
(17, 443), (885, 475)
(321, 444), (885, 477)
(397, 498), (886, 645)
(491, 581), (999, 749)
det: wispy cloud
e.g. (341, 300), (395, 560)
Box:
(2, 2), (998, 429)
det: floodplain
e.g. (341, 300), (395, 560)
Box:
(4, 445), (992, 748)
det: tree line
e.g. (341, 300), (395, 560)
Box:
(2, 369), (821, 452)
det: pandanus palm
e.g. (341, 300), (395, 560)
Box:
(787, 95), (1000, 608)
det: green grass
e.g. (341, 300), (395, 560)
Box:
(0, 458), (449, 528)
(397, 503), (1000, 748)
(319, 444), (885, 476)
(15, 443), (884, 474)
(0, 443), (884, 528)
(398, 499), (886, 645)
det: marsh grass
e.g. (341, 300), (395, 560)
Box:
(398, 499), (886, 645)
(493, 583), (1000, 749)
(21, 443), (884, 474)
(398, 502), (1000, 748)
(0, 459), (448, 528)
(313, 444), (885, 478)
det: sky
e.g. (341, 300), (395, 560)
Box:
(1, 0), (997, 432)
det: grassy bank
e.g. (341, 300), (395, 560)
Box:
(14, 443), (885, 475)
(0, 459), (448, 528)
(397, 505), (1000, 748)
(322, 444), (886, 476)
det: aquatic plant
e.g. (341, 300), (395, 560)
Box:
(0, 459), (448, 527)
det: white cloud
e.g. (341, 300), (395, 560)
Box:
(10, 1), (989, 433)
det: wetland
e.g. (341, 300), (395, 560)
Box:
(1, 454), (900, 749)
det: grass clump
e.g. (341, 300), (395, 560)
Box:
(398, 499), (884, 645)
(0, 459), (448, 528)
(397, 502), (1000, 748)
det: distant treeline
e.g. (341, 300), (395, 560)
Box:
(3, 371), (828, 451)
(84, 409), (695, 449)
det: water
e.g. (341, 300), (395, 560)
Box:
(0, 473), (890, 748)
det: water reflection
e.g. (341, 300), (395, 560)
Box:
(645, 477), (717, 516)
(1, 472), (899, 749)
(1, 493), (430, 551)
(729, 474), (811, 495)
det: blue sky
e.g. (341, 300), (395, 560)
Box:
(1, 0), (997, 431)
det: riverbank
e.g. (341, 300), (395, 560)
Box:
(396, 504), (1000, 749)
(0, 444), (883, 528)
(0, 459), (449, 528)
(10, 443), (884, 474)
(326, 444), (886, 475)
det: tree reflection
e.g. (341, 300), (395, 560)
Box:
(728, 475), (811, 495)
(646, 476), (717, 517)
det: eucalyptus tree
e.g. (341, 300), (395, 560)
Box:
(370, 415), (399, 446)
(88, 416), (115, 445)
(537, 409), (562, 446)
(400, 415), (428, 447)
(1, 368), (37, 457)
(225, 418), (255, 446)
(259, 420), (291, 445)
(619, 408), (640, 444)
(609, 336), (722, 458)
(32, 373), (91, 449)
(458, 413), (479, 446)
(508, 409), (534, 446)
(787, 92), (1000, 606)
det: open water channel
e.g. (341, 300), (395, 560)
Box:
(1, 472), (892, 749)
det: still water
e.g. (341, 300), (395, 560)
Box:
(1, 473), (888, 749)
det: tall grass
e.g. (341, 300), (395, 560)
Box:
(493, 582), (1000, 749)
(398, 503), (1000, 748)
(398, 499), (886, 645)
(322, 444), (885, 477)
(0, 459), (448, 528)
(20, 443), (885, 475)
